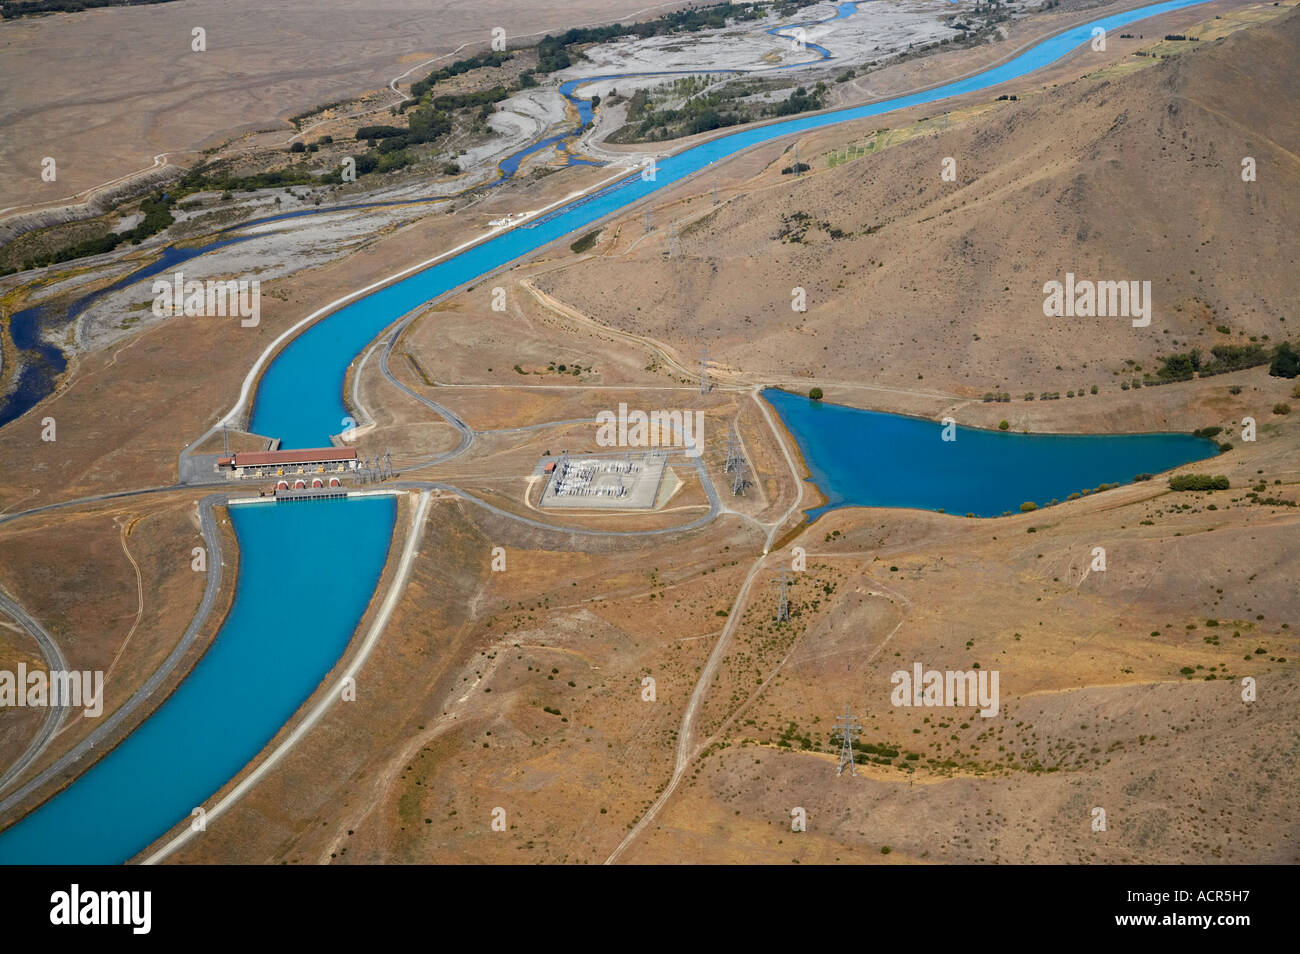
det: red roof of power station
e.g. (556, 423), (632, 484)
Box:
(229, 447), (357, 467)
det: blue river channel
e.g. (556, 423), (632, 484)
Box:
(0, 495), (395, 864)
(763, 388), (1218, 519)
(0, 0), (1212, 864)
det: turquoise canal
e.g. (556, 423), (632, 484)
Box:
(0, 496), (395, 864)
(0, 0), (1211, 864)
(250, 0), (1211, 449)
(763, 388), (1218, 519)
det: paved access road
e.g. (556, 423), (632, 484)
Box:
(0, 591), (69, 795)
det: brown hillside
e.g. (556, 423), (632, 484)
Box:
(539, 9), (1300, 395)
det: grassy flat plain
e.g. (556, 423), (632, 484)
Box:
(0, 0), (687, 214)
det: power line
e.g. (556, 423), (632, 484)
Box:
(725, 426), (748, 495)
(774, 565), (790, 622)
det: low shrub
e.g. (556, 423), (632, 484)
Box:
(1169, 474), (1230, 491)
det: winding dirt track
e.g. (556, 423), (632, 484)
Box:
(604, 385), (807, 863)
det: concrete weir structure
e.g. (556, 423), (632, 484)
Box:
(538, 451), (668, 510)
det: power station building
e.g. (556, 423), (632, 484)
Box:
(217, 447), (358, 479)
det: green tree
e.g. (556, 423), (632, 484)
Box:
(1269, 342), (1300, 378)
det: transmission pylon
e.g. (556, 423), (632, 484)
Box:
(699, 347), (710, 394)
(835, 705), (862, 778)
(724, 427), (743, 473)
(644, 209), (651, 233)
(713, 180), (718, 205)
(668, 222), (680, 259)
(731, 458), (748, 497)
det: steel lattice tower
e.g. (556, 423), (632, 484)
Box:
(835, 705), (862, 778)
(724, 427), (742, 473)
(731, 458), (748, 497)
(699, 347), (710, 394)
(774, 566), (790, 622)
